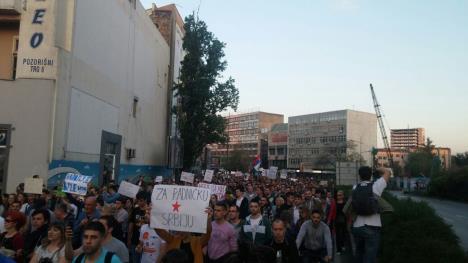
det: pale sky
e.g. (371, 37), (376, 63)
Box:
(141, 0), (468, 154)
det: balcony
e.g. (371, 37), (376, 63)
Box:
(0, 0), (22, 15)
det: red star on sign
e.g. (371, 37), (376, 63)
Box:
(172, 201), (181, 212)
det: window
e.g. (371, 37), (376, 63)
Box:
(277, 147), (285, 155)
(269, 148), (276, 155)
(11, 36), (19, 79)
(132, 96), (139, 118)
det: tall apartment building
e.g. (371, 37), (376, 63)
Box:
(210, 111), (283, 169)
(0, 0), (178, 192)
(288, 110), (377, 170)
(268, 123), (288, 169)
(391, 128), (425, 149)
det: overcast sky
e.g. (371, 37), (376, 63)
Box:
(141, 0), (468, 154)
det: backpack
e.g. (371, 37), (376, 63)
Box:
(351, 182), (379, 215)
(75, 251), (115, 263)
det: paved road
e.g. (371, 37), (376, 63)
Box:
(390, 191), (468, 251)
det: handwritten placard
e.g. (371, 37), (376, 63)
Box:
(198, 183), (226, 200)
(204, 170), (214, 182)
(280, 170), (288, 179)
(155, 176), (163, 183)
(150, 185), (210, 233)
(118, 181), (140, 199)
(268, 166), (278, 179)
(180, 172), (194, 184)
(62, 173), (92, 195)
(24, 177), (44, 194)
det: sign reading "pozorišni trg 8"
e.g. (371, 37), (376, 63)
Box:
(150, 185), (211, 234)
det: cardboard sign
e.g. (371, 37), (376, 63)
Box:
(24, 177), (44, 194)
(262, 169), (267, 177)
(180, 172), (194, 184)
(290, 178), (298, 182)
(198, 183), (226, 200)
(268, 166), (278, 179)
(204, 170), (214, 182)
(155, 176), (163, 183)
(150, 185), (210, 233)
(62, 173), (92, 195)
(118, 181), (140, 199)
(320, 180), (328, 186)
(280, 170), (288, 179)
(235, 171), (243, 177)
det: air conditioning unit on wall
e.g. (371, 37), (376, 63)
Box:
(126, 148), (136, 159)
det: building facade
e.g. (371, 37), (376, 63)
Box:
(391, 128), (425, 149)
(288, 110), (377, 170)
(209, 111), (284, 169)
(376, 147), (452, 172)
(268, 123), (288, 170)
(0, 0), (178, 193)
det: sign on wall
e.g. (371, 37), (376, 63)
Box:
(16, 0), (57, 79)
(150, 185), (210, 233)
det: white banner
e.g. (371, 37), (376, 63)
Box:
(118, 181), (140, 199)
(62, 173), (92, 195)
(203, 170), (214, 182)
(155, 176), (163, 183)
(268, 166), (278, 179)
(16, 0), (57, 79)
(180, 172), (194, 184)
(198, 183), (226, 200)
(24, 177), (43, 194)
(150, 185), (210, 233)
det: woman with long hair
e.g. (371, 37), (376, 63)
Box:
(29, 222), (73, 263)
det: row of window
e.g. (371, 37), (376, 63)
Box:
(290, 113), (346, 125)
(288, 147), (347, 157)
(268, 146), (287, 156)
(289, 135), (346, 145)
(227, 120), (259, 130)
(228, 128), (258, 136)
(228, 114), (258, 123)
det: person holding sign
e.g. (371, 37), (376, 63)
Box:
(155, 208), (213, 263)
(73, 196), (101, 249)
(207, 201), (238, 263)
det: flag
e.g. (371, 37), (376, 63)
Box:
(252, 155), (261, 171)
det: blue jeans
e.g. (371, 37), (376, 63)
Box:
(352, 225), (381, 263)
(129, 244), (141, 263)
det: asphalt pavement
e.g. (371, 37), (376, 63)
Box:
(389, 190), (468, 251)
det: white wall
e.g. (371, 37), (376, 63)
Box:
(346, 110), (378, 166)
(53, 0), (170, 165)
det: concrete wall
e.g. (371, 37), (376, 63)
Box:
(0, 79), (55, 192)
(51, 0), (170, 175)
(0, 23), (18, 79)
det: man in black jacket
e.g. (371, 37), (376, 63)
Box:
(268, 219), (299, 263)
(24, 208), (50, 261)
(235, 187), (249, 220)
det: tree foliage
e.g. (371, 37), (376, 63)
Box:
(452, 152), (468, 167)
(175, 14), (239, 169)
(221, 150), (251, 172)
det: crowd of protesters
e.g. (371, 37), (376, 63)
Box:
(0, 166), (390, 263)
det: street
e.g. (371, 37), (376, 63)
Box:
(390, 191), (468, 251)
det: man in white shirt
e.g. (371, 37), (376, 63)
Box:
(351, 167), (391, 263)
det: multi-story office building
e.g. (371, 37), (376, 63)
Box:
(0, 0), (180, 192)
(268, 123), (288, 170)
(376, 147), (451, 171)
(391, 128), (425, 149)
(288, 110), (377, 170)
(210, 111), (283, 169)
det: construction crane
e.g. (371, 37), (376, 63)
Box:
(370, 84), (394, 169)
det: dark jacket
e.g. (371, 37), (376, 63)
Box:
(237, 197), (250, 220)
(239, 215), (272, 246)
(24, 224), (49, 258)
(269, 238), (300, 263)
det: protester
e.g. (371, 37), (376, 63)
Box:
(29, 222), (73, 263)
(234, 187), (249, 220)
(351, 167), (391, 263)
(268, 219), (300, 263)
(334, 190), (348, 254)
(128, 191), (148, 263)
(239, 198), (272, 246)
(73, 195), (101, 248)
(114, 197), (129, 243)
(95, 215), (130, 262)
(0, 210), (26, 262)
(72, 221), (122, 263)
(102, 185), (121, 204)
(259, 196), (272, 221)
(137, 206), (167, 263)
(24, 208), (51, 260)
(228, 205), (243, 238)
(207, 201), (238, 262)
(155, 208), (212, 263)
(296, 209), (332, 263)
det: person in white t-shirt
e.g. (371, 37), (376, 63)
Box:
(137, 207), (166, 263)
(351, 167), (391, 263)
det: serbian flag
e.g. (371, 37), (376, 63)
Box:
(252, 155), (261, 171)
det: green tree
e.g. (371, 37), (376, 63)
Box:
(175, 14), (239, 169)
(405, 137), (439, 177)
(452, 152), (468, 167)
(221, 150), (251, 172)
